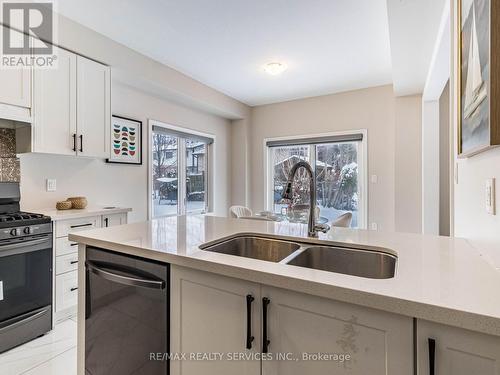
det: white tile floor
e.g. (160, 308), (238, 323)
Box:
(0, 318), (77, 375)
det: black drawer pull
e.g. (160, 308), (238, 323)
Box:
(262, 297), (270, 353)
(70, 223), (93, 229)
(79, 134), (83, 153)
(70, 243), (78, 247)
(428, 338), (435, 375)
(70, 260), (78, 264)
(104, 218), (109, 227)
(246, 294), (254, 349)
(70, 287), (78, 292)
(72, 134), (77, 152)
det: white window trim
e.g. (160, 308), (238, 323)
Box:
(147, 119), (216, 219)
(263, 129), (368, 229)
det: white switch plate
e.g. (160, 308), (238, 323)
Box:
(0, 281), (3, 301)
(371, 175), (378, 184)
(371, 222), (378, 231)
(46, 179), (56, 192)
(486, 178), (495, 215)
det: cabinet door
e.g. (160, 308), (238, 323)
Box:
(261, 286), (413, 375)
(0, 26), (31, 109)
(418, 320), (500, 375)
(76, 56), (110, 158)
(32, 46), (77, 155)
(171, 266), (261, 375)
(102, 212), (128, 227)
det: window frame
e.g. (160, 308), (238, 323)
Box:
(263, 130), (368, 229)
(148, 119), (214, 219)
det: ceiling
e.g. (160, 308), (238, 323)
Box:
(57, 0), (393, 106)
(57, 0), (446, 106)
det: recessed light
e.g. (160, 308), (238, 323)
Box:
(263, 62), (287, 75)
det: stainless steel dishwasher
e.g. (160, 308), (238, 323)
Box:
(85, 247), (169, 375)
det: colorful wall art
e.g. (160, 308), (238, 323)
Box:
(106, 115), (142, 164)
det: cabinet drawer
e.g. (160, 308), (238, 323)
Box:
(55, 216), (100, 238)
(55, 270), (78, 312)
(55, 237), (79, 256)
(55, 253), (79, 275)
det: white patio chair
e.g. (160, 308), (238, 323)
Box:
(229, 205), (253, 218)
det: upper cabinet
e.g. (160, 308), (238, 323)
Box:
(10, 40), (111, 158)
(76, 56), (110, 158)
(0, 26), (32, 122)
(32, 46), (77, 155)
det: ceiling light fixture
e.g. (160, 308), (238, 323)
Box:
(263, 62), (287, 75)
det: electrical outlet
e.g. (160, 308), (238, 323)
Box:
(486, 178), (495, 215)
(371, 222), (378, 231)
(46, 179), (56, 192)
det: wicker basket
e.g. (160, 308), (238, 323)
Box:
(67, 196), (88, 209)
(56, 200), (72, 210)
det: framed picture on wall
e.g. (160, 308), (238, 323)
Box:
(458, 0), (500, 157)
(106, 115), (143, 165)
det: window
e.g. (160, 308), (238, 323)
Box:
(150, 121), (212, 218)
(266, 132), (366, 228)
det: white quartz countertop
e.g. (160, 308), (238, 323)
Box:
(69, 215), (500, 336)
(32, 206), (132, 221)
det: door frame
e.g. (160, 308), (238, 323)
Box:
(147, 119), (215, 220)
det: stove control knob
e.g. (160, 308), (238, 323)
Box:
(23, 227), (31, 235)
(10, 228), (19, 236)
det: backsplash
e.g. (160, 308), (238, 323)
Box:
(0, 128), (20, 182)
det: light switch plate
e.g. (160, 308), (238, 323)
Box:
(371, 222), (378, 231)
(486, 178), (495, 215)
(46, 179), (56, 192)
(371, 175), (378, 184)
(0, 281), (3, 301)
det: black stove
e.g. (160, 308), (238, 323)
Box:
(0, 182), (53, 353)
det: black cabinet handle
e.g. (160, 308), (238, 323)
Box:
(428, 338), (435, 375)
(70, 260), (78, 264)
(262, 297), (270, 353)
(79, 134), (83, 153)
(70, 287), (78, 292)
(246, 294), (254, 349)
(70, 223), (93, 229)
(104, 218), (109, 227)
(72, 134), (77, 152)
(70, 243), (78, 246)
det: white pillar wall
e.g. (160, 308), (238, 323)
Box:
(422, 100), (441, 235)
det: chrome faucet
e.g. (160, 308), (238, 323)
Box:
(281, 160), (330, 237)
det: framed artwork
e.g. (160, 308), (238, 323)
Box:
(458, 0), (500, 157)
(106, 115), (142, 165)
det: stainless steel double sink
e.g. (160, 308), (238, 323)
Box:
(199, 235), (396, 279)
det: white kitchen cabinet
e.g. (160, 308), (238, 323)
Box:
(76, 56), (110, 158)
(102, 212), (127, 228)
(417, 320), (500, 375)
(0, 26), (31, 113)
(171, 266), (413, 375)
(32, 46), (77, 155)
(261, 286), (413, 375)
(171, 266), (261, 375)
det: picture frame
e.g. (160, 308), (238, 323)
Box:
(458, 0), (500, 157)
(106, 115), (143, 165)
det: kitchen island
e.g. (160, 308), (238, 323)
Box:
(70, 215), (500, 375)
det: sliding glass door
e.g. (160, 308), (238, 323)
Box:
(151, 123), (211, 218)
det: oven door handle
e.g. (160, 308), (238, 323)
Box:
(0, 237), (51, 258)
(86, 260), (165, 290)
(0, 307), (50, 334)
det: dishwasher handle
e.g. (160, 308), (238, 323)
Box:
(86, 260), (166, 290)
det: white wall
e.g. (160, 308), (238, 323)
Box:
(451, 0), (500, 268)
(19, 83), (231, 222)
(249, 85), (422, 233)
(395, 95), (422, 233)
(439, 82), (450, 236)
